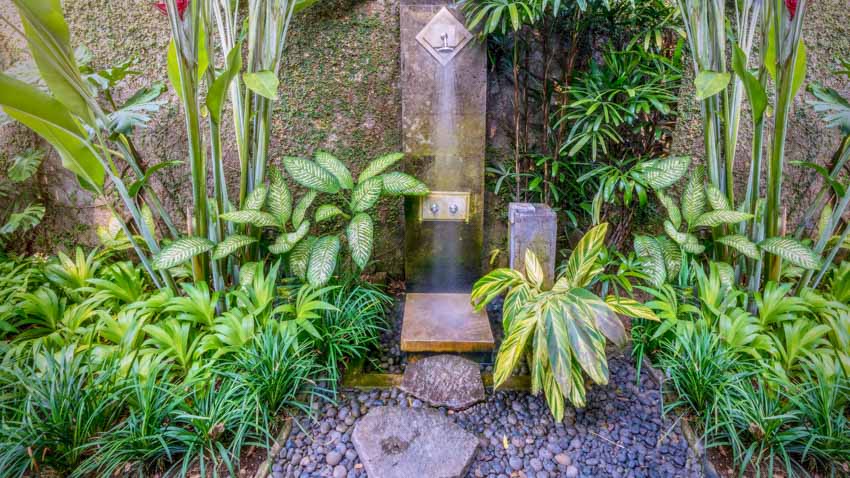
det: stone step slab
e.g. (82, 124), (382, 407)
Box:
(400, 354), (485, 410)
(352, 406), (478, 478)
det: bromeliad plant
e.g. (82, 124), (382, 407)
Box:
(470, 223), (657, 418)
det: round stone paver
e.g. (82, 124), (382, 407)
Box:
(400, 354), (485, 410)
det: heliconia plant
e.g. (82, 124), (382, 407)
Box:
(0, 0), (428, 302)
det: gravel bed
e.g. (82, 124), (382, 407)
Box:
(271, 352), (700, 478)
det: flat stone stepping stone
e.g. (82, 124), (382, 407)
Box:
(352, 406), (478, 478)
(400, 354), (485, 410)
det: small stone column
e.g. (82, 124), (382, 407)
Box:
(508, 203), (557, 288)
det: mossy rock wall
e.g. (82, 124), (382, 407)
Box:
(0, 0), (406, 273)
(669, 0), (850, 230)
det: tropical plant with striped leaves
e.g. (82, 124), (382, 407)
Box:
(471, 223), (658, 418)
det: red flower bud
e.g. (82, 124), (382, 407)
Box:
(154, 0), (189, 19)
(784, 0), (798, 19)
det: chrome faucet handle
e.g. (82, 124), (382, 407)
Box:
(448, 204), (459, 214)
(430, 203), (440, 214)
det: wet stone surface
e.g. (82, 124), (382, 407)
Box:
(400, 354), (485, 410)
(271, 352), (701, 478)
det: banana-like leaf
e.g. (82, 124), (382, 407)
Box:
(681, 166), (705, 226)
(153, 237), (214, 270)
(0, 74), (104, 191)
(695, 70), (730, 100)
(269, 220), (310, 254)
(350, 177), (383, 212)
(358, 152), (403, 183)
(314, 151), (353, 189)
(268, 170), (292, 225)
(716, 234), (760, 260)
(380, 172), (429, 195)
(219, 210), (279, 228)
(605, 295), (658, 321)
(705, 183), (729, 211)
(692, 210), (752, 228)
(206, 42), (242, 123)
(292, 190), (317, 229)
(641, 156), (690, 190)
(657, 191), (681, 229)
(212, 235), (257, 260)
(289, 236), (316, 281)
(244, 185), (268, 210)
(759, 237), (821, 270)
(562, 223), (608, 288)
(243, 70), (279, 100)
(346, 213), (373, 270)
(732, 45), (768, 123)
(315, 204), (344, 223)
(306, 235), (340, 287)
(283, 156), (339, 193)
(634, 235), (666, 287)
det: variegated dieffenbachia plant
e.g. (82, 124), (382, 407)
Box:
(152, 151), (428, 287)
(635, 156), (821, 289)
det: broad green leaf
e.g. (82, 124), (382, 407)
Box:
(716, 235), (760, 260)
(380, 172), (429, 195)
(244, 185), (268, 210)
(657, 191), (681, 229)
(212, 235), (257, 260)
(243, 70), (279, 100)
(731, 45), (768, 122)
(307, 235), (340, 287)
(315, 204), (344, 223)
(765, 21), (777, 81)
(634, 235), (666, 287)
(269, 220), (310, 254)
(692, 210), (752, 228)
(7, 148), (44, 182)
(289, 236), (316, 280)
(562, 222), (608, 288)
(206, 42), (242, 123)
(239, 262), (258, 287)
(705, 183), (729, 211)
(664, 220), (690, 245)
(544, 298), (574, 395)
(807, 83), (850, 134)
(682, 235), (705, 254)
(0, 203), (44, 234)
(292, 190), (317, 229)
(524, 249), (545, 289)
(167, 40), (183, 102)
(682, 166), (706, 225)
(470, 268), (525, 312)
(314, 151), (353, 189)
(574, 289), (626, 346)
(641, 156), (690, 190)
(346, 213), (373, 269)
(791, 40), (807, 99)
(219, 210), (279, 228)
(13, 0), (89, 119)
(358, 152), (403, 183)
(759, 237), (821, 270)
(283, 156), (340, 193)
(268, 170), (292, 225)
(605, 295), (658, 321)
(0, 73), (104, 191)
(695, 70), (731, 100)
(153, 237), (214, 270)
(560, 296), (608, 384)
(128, 160), (181, 197)
(350, 177), (383, 212)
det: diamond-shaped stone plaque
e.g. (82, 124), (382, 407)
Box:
(415, 7), (472, 66)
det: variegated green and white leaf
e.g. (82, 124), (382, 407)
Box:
(268, 174), (292, 225)
(605, 295), (659, 321)
(315, 204), (344, 223)
(525, 249), (545, 289)
(682, 235), (706, 254)
(641, 156), (690, 190)
(716, 234), (760, 260)
(634, 235), (666, 287)
(759, 237), (821, 270)
(682, 166), (706, 226)
(220, 210), (279, 228)
(289, 236), (316, 280)
(269, 220), (310, 254)
(314, 151), (353, 189)
(380, 172), (429, 196)
(244, 185), (268, 210)
(705, 183), (729, 211)
(346, 213), (374, 269)
(350, 177), (383, 212)
(282, 156), (339, 193)
(664, 220), (690, 245)
(239, 262), (258, 287)
(212, 234), (257, 260)
(153, 237), (214, 270)
(657, 191), (681, 229)
(563, 223), (607, 288)
(292, 190), (317, 229)
(307, 235), (340, 286)
(358, 152), (403, 183)
(656, 235), (682, 279)
(692, 210), (752, 228)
